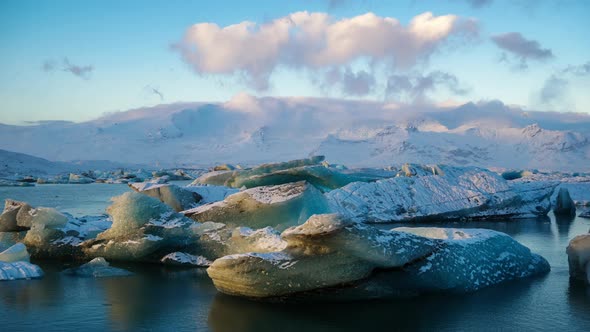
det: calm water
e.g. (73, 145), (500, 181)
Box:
(1, 184), (590, 331)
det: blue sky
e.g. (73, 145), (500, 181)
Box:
(0, 0), (588, 124)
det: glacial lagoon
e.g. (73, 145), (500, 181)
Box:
(1, 183), (589, 331)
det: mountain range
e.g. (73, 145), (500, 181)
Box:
(1, 94), (589, 172)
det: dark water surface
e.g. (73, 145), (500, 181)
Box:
(1, 184), (590, 331)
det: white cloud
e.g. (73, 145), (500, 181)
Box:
(173, 11), (478, 91)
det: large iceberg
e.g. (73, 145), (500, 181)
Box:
(326, 165), (556, 223)
(0, 243), (44, 281)
(207, 214), (550, 299)
(183, 181), (330, 229)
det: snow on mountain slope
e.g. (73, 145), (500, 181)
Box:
(0, 149), (142, 178)
(0, 95), (589, 171)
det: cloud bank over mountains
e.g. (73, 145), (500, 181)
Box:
(1, 96), (589, 171)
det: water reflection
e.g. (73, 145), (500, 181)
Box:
(555, 214), (576, 237)
(208, 277), (542, 332)
(0, 263), (65, 310)
(1, 216), (590, 331)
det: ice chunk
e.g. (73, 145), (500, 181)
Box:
(99, 192), (184, 239)
(0, 243), (43, 281)
(63, 257), (133, 277)
(18, 207), (68, 228)
(0, 199), (29, 232)
(184, 185), (239, 204)
(228, 227), (287, 254)
(0, 261), (44, 281)
(161, 252), (212, 266)
(129, 182), (202, 212)
(183, 181), (330, 229)
(553, 187), (576, 216)
(327, 165), (556, 223)
(206, 214), (438, 298)
(579, 209), (590, 219)
(207, 214), (549, 299)
(566, 234), (590, 284)
(82, 192), (197, 261)
(393, 228), (550, 292)
(194, 157), (395, 191)
(68, 173), (94, 184)
(0, 243), (30, 263)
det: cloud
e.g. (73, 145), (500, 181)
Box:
(385, 71), (468, 102)
(539, 75), (568, 104)
(538, 61), (589, 106)
(318, 67), (376, 96)
(173, 11), (478, 90)
(62, 58), (93, 79)
(491, 32), (553, 69)
(562, 61), (590, 76)
(463, 0), (493, 8)
(42, 58), (93, 79)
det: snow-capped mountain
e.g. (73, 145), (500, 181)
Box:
(1, 95), (589, 171)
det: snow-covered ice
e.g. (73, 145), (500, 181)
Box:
(183, 181), (330, 229)
(326, 165), (556, 223)
(207, 214), (549, 298)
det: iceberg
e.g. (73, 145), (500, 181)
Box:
(193, 156), (396, 191)
(68, 173), (94, 184)
(391, 227), (550, 292)
(183, 181), (330, 229)
(207, 214), (550, 299)
(0, 243), (44, 281)
(63, 257), (133, 277)
(553, 187), (576, 216)
(206, 214), (439, 298)
(81, 192), (198, 261)
(0, 261), (44, 281)
(129, 182), (202, 212)
(566, 234), (590, 284)
(326, 165), (556, 223)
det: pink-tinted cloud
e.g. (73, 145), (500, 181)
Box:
(173, 11), (478, 91)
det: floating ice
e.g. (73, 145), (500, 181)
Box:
(553, 187), (576, 216)
(207, 214), (550, 299)
(63, 257), (133, 277)
(193, 156), (396, 191)
(207, 214), (439, 298)
(0, 261), (44, 281)
(326, 165), (556, 223)
(0, 243), (43, 281)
